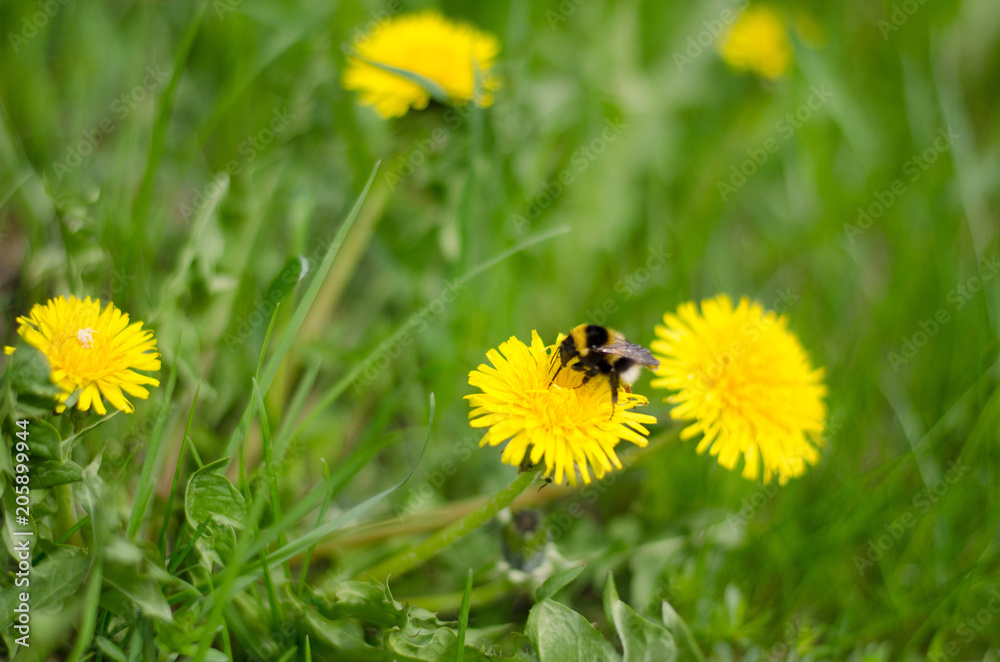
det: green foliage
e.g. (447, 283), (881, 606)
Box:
(523, 571), (694, 662)
(535, 565), (586, 602)
(25, 459), (82, 489)
(184, 457), (249, 568)
(2, 344), (63, 417)
(603, 573), (680, 662)
(527, 599), (621, 662)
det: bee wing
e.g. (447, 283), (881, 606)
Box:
(594, 339), (660, 368)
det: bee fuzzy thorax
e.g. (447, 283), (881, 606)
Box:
(551, 323), (659, 415)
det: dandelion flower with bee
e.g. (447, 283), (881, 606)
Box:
(5, 296), (161, 415)
(650, 294), (827, 484)
(368, 328), (657, 581)
(466, 330), (656, 487)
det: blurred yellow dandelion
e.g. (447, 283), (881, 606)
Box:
(718, 6), (792, 79)
(4, 296), (160, 415)
(343, 11), (501, 119)
(466, 331), (656, 487)
(650, 295), (826, 484)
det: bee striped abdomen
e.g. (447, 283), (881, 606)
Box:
(613, 357), (641, 386)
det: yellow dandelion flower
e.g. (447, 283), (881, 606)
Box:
(718, 6), (792, 80)
(4, 296), (160, 415)
(343, 11), (501, 118)
(650, 295), (826, 484)
(466, 330), (656, 487)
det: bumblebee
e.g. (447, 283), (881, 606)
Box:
(550, 324), (659, 415)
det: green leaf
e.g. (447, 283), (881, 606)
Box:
(302, 610), (384, 661)
(102, 537), (174, 623)
(457, 646), (493, 662)
(62, 410), (120, 455)
(0, 544), (90, 633)
(79, 450), (112, 543)
(184, 457), (247, 569)
(184, 457), (248, 530)
(385, 621), (493, 662)
(535, 565), (586, 602)
(5, 342), (63, 402)
(21, 418), (61, 460)
(1, 485), (36, 557)
(604, 574), (676, 662)
(660, 601), (707, 662)
(386, 627), (458, 661)
(602, 570), (621, 626)
(525, 599), (620, 662)
(28, 459), (83, 489)
(613, 603), (677, 662)
(95, 636), (128, 662)
(104, 563), (174, 623)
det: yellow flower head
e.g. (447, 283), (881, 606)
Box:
(650, 295), (826, 484)
(718, 6), (792, 80)
(466, 331), (656, 487)
(4, 296), (160, 415)
(343, 11), (501, 118)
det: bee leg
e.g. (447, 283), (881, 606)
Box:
(575, 365), (598, 389)
(548, 362), (565, 388)
(609, 372), (620, 419)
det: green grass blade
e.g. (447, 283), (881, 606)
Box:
(222, 162), (381, 461)
(65, 561), (103, 662)
(192, 393), (432, 660)
(158, 383), (201, 558)
(126, 360), (178, 539)
(257, 162), (381, 391)
(185, 434), (204, 469)
(129, 2), (209, 256)
(252, 378), (289, 577)
(53, 514), (90, 546)
(292, 225), (571, 437)
(214, 394), (434, 600)
(455, 568), (474, 662)
(296, 458), (332, 596)
(167, 517), (212, 575)
(0, 169), (32, 209)
(251, 394), (433, 567)
(256, 303), (282, 382)
(258, 548), (284, 625)
(273, 361), (320, 460)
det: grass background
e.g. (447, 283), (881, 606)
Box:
(1, 0), (999, 659)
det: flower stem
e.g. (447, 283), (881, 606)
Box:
(362, 470), (537, 582)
